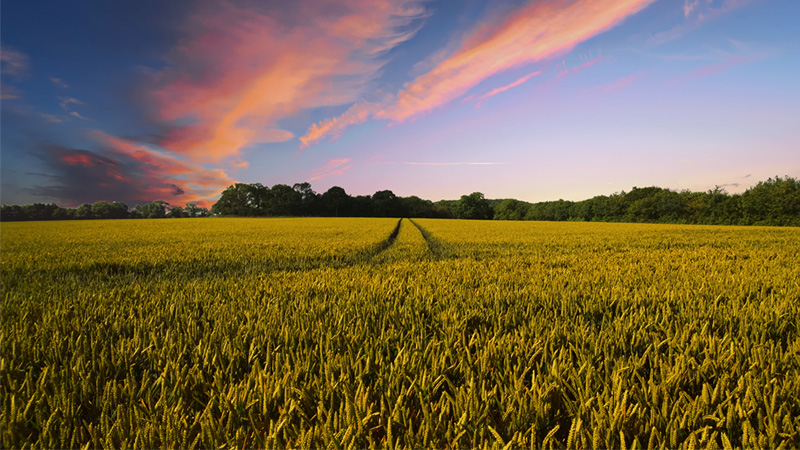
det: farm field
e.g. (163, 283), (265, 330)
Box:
(1, 218), (799, 449)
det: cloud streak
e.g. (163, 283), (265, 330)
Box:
(381, 0), (653, 123)
(151, 0), (426, 164)
(299, 100), (385, 149)
(309, 158), (352, 181)
(473, 70), (543, 107)
(376, 161), (508, 166)
(301, 0), (654, 147)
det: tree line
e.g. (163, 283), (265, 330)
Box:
(491, 176), (799, 226)
(0, 201), (209, 221)
(1, 176), (798, 226)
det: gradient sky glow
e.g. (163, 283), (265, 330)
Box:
(2, 0), (799, 208)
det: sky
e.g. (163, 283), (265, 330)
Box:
(1, 0), (799, 208)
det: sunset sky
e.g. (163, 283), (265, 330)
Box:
(2, 0), (798, 208)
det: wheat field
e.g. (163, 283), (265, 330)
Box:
(1, 218), (798, 449)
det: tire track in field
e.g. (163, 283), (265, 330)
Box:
(367, 218), (402, 258)
(46, 219), (405, 283)
(370, 218), (433, 264)
(408, 219), (449, 260)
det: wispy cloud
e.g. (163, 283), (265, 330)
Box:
(1, 46), (29, 102)
(150, 0), (427, 164)
(671, 53), (763, 86)
(1, 46), (29, 79)
(556, 52), (606, 78)
(301, 0), (653, 147)
(1, 84), (22, 100)
(378, 0), (653, 123)
(69, 111), (89, 120)
(40, 113), (64, 123)
(309, 158), (352, 181)
(376, 161), (508, 166)
(652, 0), (756, 44)
(690, 55), (758, 78)
(683, 0), (700, 18)
(299, 99), (385, 149)
(58, 96), (84, 110)
(597, 72), (641, 92)
(49, 77), (68, 88)
(473, 70), (543, 107)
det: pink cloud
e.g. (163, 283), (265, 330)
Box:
(151, 1), (426, 163)
(299, 100), (384, 149)
(473, 70), (543, 107)
(598, 72), (641, 92)
(61, 153), (101, 167)
(309, 158), (352, 181)
(301, 0), (653, 147)
(556, 52), (606, 78)
(89, 130), (235, 207)
(379, 0), (653, 123)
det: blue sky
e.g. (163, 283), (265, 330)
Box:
(2, 0), (798, 207)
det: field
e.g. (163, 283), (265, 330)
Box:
(1, 218), (799, 449)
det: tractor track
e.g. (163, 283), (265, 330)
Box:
(408, 219), (448, 260)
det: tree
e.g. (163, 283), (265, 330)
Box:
(109, 202), (129, 219)
(75, 203), (94, 220)
(134, 200), (169, 218)
(269, 184), (302, 216)
(627, 189), (687, 223)
(321, 186), (351, 217)
(740, 176), (800, 226)
(433, 200), (456, 218)
(400, 196), (438, 218)
(248, 183), (271, 215)
(184, 203), (208, 217)
(293, 182), (319, 216)
(493, 199), (528, 220)
(0, 205), (26, 221)
(524, 200), (572, 221)
(453, 192), (493, 220)
(372, 190), (403, 217)
(168, 206), (185, 218)
(91, 202), (112, 219)
(21, 203), (58, 221)
(351, 195), (374, 217)
(212, 183), (257, 216)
